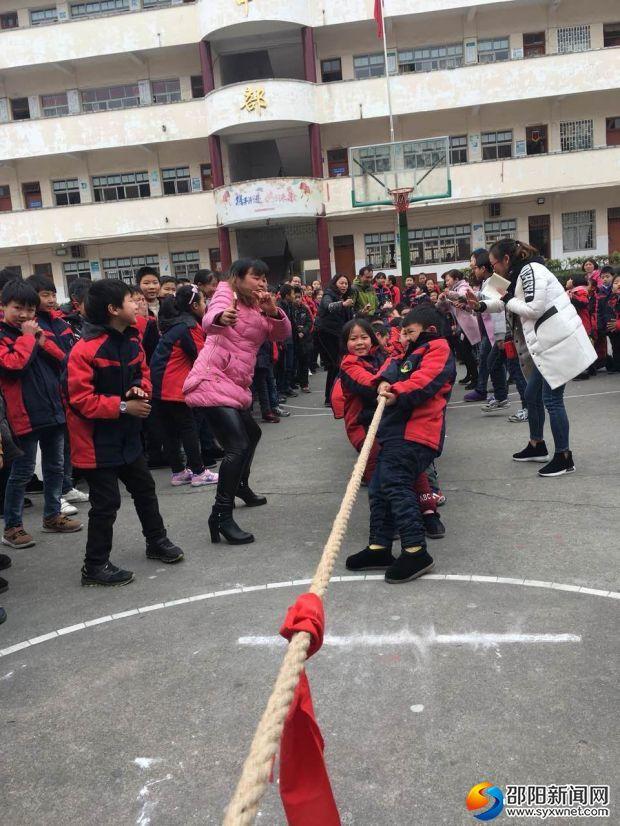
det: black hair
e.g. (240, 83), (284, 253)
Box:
(229, 258), (269, 280)
(358, 266), (372, 277)
(571, 274), (587, 287)
(600, 265), (615, 275)
(581, 257), (598, 271)
(280, 284), (294, 300)
(68, 278), (92, 304)
(371, 320), (390, 337)
(160, 276), (177, 286)
(292, 286), (303, 296)
(340, 317), (379, 353)
(374, 271), (386, 281)
(85, 279), (131, 325)
(387, 274), (397, 286)
(444, 268), (464, 284)
(1, 280), (40, 308)
(26, 274), (56, 294)
(403, 305), (444, 331)
(327, 274), (351, 296)
(0, 267), (23, 290)
(193, 269), (218, 287)
(471, 248), (493, 273)
(488, 239), (539, 273)
(130, 285), (144, 295)
(159, 284), (203, 321)
(136, 266), (160, 283)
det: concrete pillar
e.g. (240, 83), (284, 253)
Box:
(316, 217), (331, 285)
(302, 27), (317, 83)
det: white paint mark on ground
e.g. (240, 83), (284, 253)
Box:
(238, 628), (582, 651)
(134, 757), (162, 770)
(1, 670), (14, 680)
(136, 773), (172, 826)
(410, 704), (424, 713)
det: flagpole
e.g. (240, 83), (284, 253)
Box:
(380, 0), (395, 144)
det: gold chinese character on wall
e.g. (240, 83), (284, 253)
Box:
(241, 87), (267, 115)
(236, 0), (251, 16)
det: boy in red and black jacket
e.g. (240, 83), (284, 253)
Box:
(65, 279), (185, 587)
(346, 305), (456, 584)
(0, 281), (82, 549)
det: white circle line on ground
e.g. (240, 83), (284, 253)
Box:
(447, 388), (620, 409)
(0, 575), (617, 660)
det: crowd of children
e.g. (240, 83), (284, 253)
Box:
(0, 250), (617, 620)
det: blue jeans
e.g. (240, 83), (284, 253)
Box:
(525, 366), (569, 452)
(276, 338), (295, 393)
(507, 357), (527, 407)
(62, 427), (73, 495)
(476, 335), (507, 401)
(369, 441), (436, 550)
(4, 425), (64, 529)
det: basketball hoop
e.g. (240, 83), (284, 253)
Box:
(389, 187), (414, 214)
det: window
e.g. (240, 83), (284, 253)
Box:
(209, 247), (221, 272)
(53, 179), (81, 206)
(11, 98), (30, 121)
(3, 265), (22, 278)
(171, 251), (199, 278)
(63, 260), (91, 289)
(70, 0), (129, 17)
(398, 43), (463, 74)
(562, 210), (595, 251)
(526, 124), (548, 155)
(191, 75), (204, 99)
(321, 58), (342, 83)
(356, 145), (390, 174)
(364, 233), (396, 269)
(403, 137), (447, 170)
(353, 53), (385, 79)
(327, 148), (349, 177)
(523, 31), (546, 57)
(409, 224), (471, 265)
(200, 163), (213, 191)
(1, 11), (19, 28)
(481, 130), (513, 160)
(152, 78), (181, 105)
(449, 135), (468, 165)
(143, 0), (172, 6)
(477, 37), (510, 63)
(29, 7), (58, 25)
(92, 172), (150, 202)
(41, 92), (69, 118)
(603, 23), (620, 48)
(485, 219), (517, 244)
(557, 25), (590, 54)
(82, 84), (140, 112)
(560, 119), (593, 152)
(23, 182), (42, 209)
(0, 185), (12, 212)
(102, 255), (158, 285)
(33, 263), (53, 277)
(607, 116), (620, 146)
(162, 166), (191, 195)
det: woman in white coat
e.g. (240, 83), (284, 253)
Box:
(469, 239), (596, 477)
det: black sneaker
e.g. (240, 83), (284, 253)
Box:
(81, 562), (134, 587)
(25, 475), (44, 494)
(346, 545), (395, 571)
(538, 451), (575, 477)
(0, 607), (6, 624)
(385, 548), (434, 584)
(0, 553), (11, 571)
(23, 497), (33, 509)
(512, 441), (550, 463)
(0, 576), (7, 594)
(201, 454), (218, 469)
(146, 536), (184, 563)
(423, 514), (446, 539)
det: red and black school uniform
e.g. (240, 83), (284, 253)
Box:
(369, 333), (455, 551)
(149, 313), (206, 474)
(598, 290), (620, 372)
(65, 321), (168, 569)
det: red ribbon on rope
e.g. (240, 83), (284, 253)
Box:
(278, 593), (341, 826)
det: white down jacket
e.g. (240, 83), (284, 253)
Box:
(483, 261), (596, 389)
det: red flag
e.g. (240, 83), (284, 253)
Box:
(279, 594), (340, 826)
(374, 0), (384, 39)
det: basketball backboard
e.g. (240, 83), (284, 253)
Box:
(349, 136), (452, 208)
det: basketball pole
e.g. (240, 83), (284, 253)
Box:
(379, 0), (395, 144)
(398, 210), (411, 282)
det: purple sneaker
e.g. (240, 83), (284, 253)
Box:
(464, 389), (486, 402)
(191, 469), (219, 487)
(171, 469), (192, 486)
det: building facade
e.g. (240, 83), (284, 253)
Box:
(0, 0), (619, 295)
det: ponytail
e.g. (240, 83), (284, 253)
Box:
(489, 239), (540, 273)
(158, 284), (201, 321)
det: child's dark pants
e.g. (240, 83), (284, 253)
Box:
(369, 441), (437, 549)
(81, 455), (166, 568)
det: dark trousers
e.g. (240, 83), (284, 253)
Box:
(607, 332), (620, 372)
(155, 400), (204, 474)
(458, 335), (478, 383)
(317, 330), (341, 404)
(81, 454), (166, 569)
(254, 367), (273, 415)
(204, 407), (261, 509)
(276, 338), (295, 394)
(369, 441), (436, 550)
(295, 344), (309, 388)
(507, 357), (527, 407)
(142, 402), (166, 462)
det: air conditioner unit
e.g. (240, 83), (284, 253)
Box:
(70, 244), (86, 259)
(488, 202), (501, 218)
(54, 246), (68, 257)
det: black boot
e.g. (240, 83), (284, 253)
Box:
(208, 506), (254, 544)
(236, 481), (267, 507)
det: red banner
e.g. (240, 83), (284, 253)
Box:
(279, 594), (340, 826)
(374, 0), (384, 39)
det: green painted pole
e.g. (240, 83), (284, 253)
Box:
(398, 210), (411, 282)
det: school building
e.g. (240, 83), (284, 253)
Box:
(0, 0), (619, 294)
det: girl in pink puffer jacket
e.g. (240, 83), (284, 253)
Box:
(183, 259), (291, 546)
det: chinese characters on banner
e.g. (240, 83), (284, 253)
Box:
(214, 179), (325, 225)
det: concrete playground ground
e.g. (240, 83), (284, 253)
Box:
(0, 369), (618, 825)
